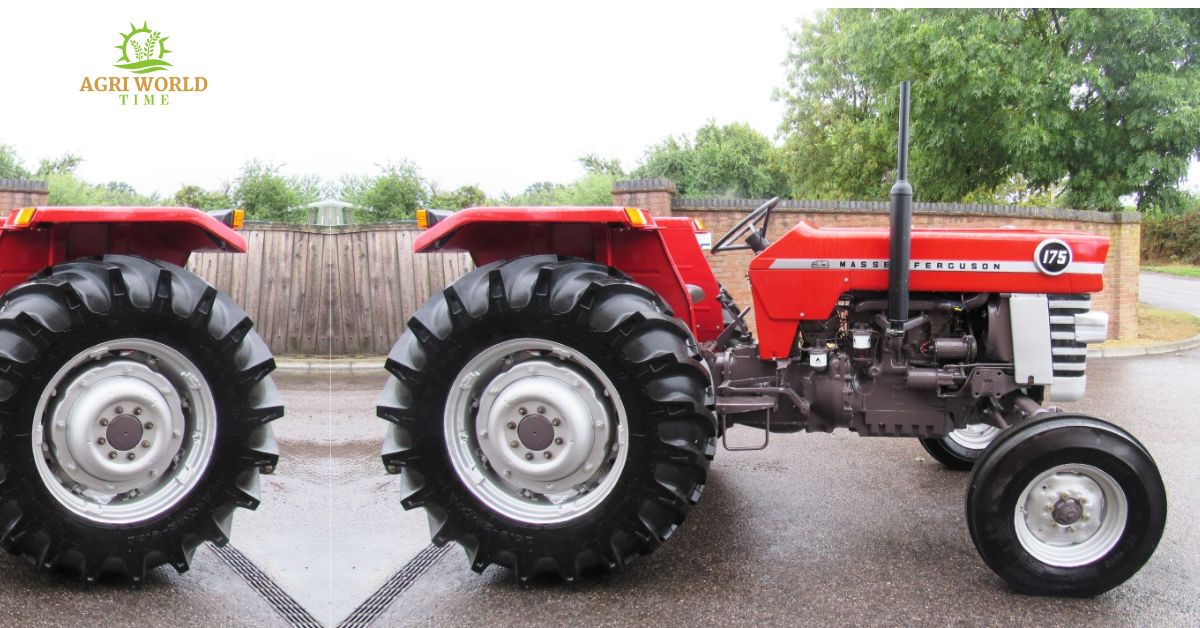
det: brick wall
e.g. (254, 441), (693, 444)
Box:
(613, 179), (1142, 339)
(0, 179), (49, 211)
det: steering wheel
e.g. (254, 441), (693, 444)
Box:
(710, 197), (781, 254)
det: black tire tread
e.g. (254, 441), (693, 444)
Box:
(0, 255), (283, 582)
(377, 255), (715, 581)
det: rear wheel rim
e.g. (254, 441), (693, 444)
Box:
(31, 338), (218, 525)
(947, 423), (1001, 450)
(444, 337), (628, 525)
(1013, 463), (1128, 567)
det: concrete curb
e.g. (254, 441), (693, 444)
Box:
(1088, 332), (1200, 359)
(273, 357), (386, 374)
(274, 335), (1200, 371)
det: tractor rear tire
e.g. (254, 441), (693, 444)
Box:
(378, 255), (716, 581)
(967, 414), (1166, 596)
(0, 255), (283, 581)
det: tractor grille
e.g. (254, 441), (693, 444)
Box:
(1048, 294), (1091, 378)
(1044, 294), (1107, 402)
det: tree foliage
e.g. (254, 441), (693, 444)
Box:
(0, 144), (30, 179)
(780, 8), (1200, 210)
(172, 184), (233, 210)
(634, 122), (786, 198)
(340, 162), (428, 221)
(231, 161), (318, 223)
(503, 173), (619, 207)
(429, 184), (488, 210)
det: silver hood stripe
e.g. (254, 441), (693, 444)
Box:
(767, 258), (1105, 275)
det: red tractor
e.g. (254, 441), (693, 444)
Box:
(379, 85), (1166, 596)
(0, 205), (282, 581)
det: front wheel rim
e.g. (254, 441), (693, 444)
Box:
(1013, 463), (1128, 568)
(31, 338), (218, 525)
(947, 423), (1001, 451)
(444, 338), (629, 525)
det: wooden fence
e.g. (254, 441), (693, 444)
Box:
(187, 224), (472, 356)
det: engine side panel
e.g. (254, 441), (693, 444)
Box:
(748, 221), (1110, 358)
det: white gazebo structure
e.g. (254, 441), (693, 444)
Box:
(302, 199), (355, 226)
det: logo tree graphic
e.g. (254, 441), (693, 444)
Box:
(114, 22), (172, 74)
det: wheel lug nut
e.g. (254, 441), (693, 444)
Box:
(115, 406), (124, 414)
(537, 406), (546, 414)
(506, 421), (516, 429)
(108, 451), (118, 459)
(97, 437), (107, 445)
(1060, 492), (1070, 500)
(554, 437), (564, 445)
(144, 422), (154, 430)
(552, 418), (561, 426)
(99, 418), (109, 427)
(141, 440), (150, 448)
(525, 452), (534, 460)
(518, 407), (527, 415)
(134, 407), (143, 415)
(127, 453), (135, 460)
(543, 451), (552, 459)
(509, 440), (519, 448)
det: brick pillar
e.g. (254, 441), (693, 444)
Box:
(0, 179), (49, 210)
(611, 178), (677, 216)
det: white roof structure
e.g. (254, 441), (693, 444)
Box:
(302, 198), (356, 226)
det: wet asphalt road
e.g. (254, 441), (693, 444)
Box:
(379, 348), (1200, 627)
(1140, 272), (1200, 317)
(3, 279), (1198, 626)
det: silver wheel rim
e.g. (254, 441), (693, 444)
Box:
(444, 338), (628, 525)
(1014, 463), (1128, 567)
(32, 338), (218, 525)
(947, 423), (1001, 450)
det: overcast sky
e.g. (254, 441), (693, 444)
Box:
(2, 2), (1196, 198)
(0, 1), (813, 198)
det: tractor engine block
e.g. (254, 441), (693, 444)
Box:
(706, 291), (1077, 439)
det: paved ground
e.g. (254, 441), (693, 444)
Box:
(1140, 271), (1200, 317)
(4, 273), (1196, 626)
(378, 348), (1200, 627)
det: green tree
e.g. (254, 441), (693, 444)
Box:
(172, 184), (233, 210)
(231, 161), (315, 223)
(35, 153), (83, 176)
(0, 144), (31, 179)
(42, 174), (158, 206)
(341, 162), (428, 222)
(429, 184), (488, 209)
(779, 8), (1200, 210)
(504, 173), (617, 206)
(634, 122), (786, 198)
(577, 154), (626, 177)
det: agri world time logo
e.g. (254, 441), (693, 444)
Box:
(79, 21), (208, 106)
(114, 22), (172, 74)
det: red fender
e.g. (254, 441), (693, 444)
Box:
(0, 206), (245, 294)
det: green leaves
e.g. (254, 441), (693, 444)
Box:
(634, 122), (786, 198)
(779, 8), (1200, 210)
(232, 161), (319, 223)
(340, 162), (428, 222)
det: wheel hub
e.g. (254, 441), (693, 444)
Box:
(32, 339), (218, 525)
(106, 414), (144, 451)
(444, 338), (629, 524)
(517, 414), (554, 451)
(1052, 498), (1084, 526)
(1014, 463), (1128, 567)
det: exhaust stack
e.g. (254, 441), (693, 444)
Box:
(887, 81), (913, 333)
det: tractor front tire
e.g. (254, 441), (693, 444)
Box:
(378, 255), (716, 581)
(0, 255), (283, 581)
(967, 414), (1166, 596)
